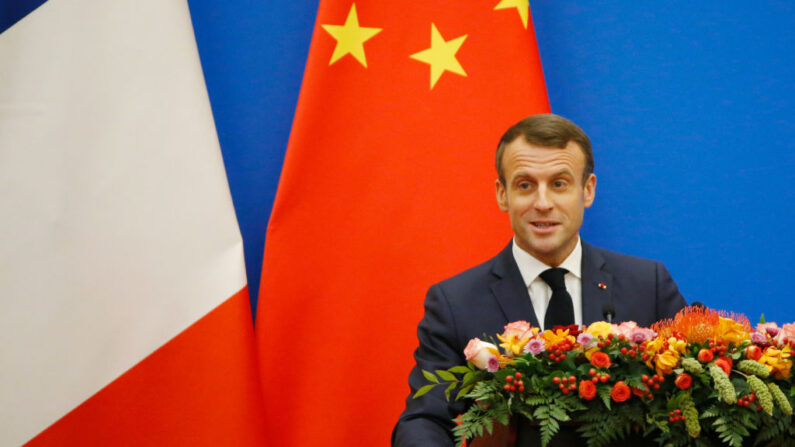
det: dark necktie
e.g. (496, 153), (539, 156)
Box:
(540, 267), (574, 329)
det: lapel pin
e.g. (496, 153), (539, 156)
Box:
(597, 283), (608, 290)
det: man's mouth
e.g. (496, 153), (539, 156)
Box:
(531, 222), (559, 228)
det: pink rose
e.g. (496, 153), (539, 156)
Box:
(776, 323), (795, 344)
(502, 321), (533, 340)
(613, 321), (638, 339)
(464, 338), (499, 370)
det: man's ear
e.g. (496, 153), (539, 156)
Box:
(583, 173), (596, 208)
(496, 179), (508, 212)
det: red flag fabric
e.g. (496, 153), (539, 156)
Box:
(257, 0), (549, 444)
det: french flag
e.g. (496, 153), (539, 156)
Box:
(0, 1), (266, 445)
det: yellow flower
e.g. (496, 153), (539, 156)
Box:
(655, 349), (681, 376)
(715, 317), (751, 345)
(667, 337), (687, 354)
(496, 333), (530, 356)
(586, 321), (613, 339)
(541, 328), (575, 350)
(759, 345), (792, 379)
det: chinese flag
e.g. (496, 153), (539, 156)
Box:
(257, 0), (549, 445)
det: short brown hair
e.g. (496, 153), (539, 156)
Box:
(496, 114), (594, 185)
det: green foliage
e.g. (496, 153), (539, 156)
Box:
(702, 404), (756, 447)
(576, 403), (644, 447)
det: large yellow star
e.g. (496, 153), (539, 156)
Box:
(494, 0), (529, 29)
(409, 23), (467, 89)
(321, 4), (382, 67)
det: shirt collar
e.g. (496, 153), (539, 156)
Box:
(511, 236), (582, 287)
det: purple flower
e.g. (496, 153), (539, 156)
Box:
(487, 356), (500, 373)
(524, 338), (546, 355)
(751, 331), (768, 344)
(577, 332), (595, 348)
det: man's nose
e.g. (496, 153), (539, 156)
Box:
(534, 187), (554, 211)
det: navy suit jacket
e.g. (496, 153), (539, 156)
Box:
(392, 241), (687, 446)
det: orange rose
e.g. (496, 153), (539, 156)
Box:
(714, 356), (733, 375)
(697, 348), (714, 363)
(579, 379), (596, 400)
(611, 381), (631, 402)
(590, 352), (611, 369)
(674, 373), (692, 390)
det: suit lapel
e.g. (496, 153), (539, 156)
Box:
(581, 242), (613, 325)
(489, 243), (539, 327)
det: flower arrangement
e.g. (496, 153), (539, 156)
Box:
(415, 307), (795, 447)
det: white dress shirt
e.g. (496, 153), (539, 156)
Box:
(511, 237), (583, 331)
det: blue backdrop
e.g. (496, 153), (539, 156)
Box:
(186, 0), (794, 323)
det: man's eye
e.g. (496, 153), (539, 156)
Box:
(518, 182), (531, 190)
(553, 180), (568, 189)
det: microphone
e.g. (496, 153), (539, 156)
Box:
(690, 301), (705, 309)
(602, 303), (616, 323)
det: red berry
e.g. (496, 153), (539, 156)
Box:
(642, 375), (649, 382)
(562, 377), (568, 384)
(620, 347), (628, 354)
(562, 388), (569, 394)
(506, 376), (513, 382)
(619, 335), (627, 341)
(589, 369), (597, 376)
(599, 375), (608, 383)
(553, 377), (560, 384)
(569, 383), (576, 390)
(510, 385), (516, 391)
(605, 340), (612, 346)
(653, 384), (660, 390)
(515, 372), (522, 379)
(504, 384), (512, 390)
(560, 354), (566, 360)
(629, 350), (637, 358)
(569, 375), (576, 382)
(608, 333), (614, 339)
(675, 409), (681, 415)
(592, 377), (599, 383)
(642, 354), (650, 361)
(597, 341), (604, 348)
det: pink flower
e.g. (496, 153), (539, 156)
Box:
(613, 321), (638, 339)
(630, 327), (656, 344)
(487, 357), (500, 372)
(576, 332), (595, 348)
(464, 338), (499, 370)
(502, 321), (534, 340)
(776, 323), (795, 344)
(751, 331), (768, 344)
(757, 322), (780, 337)
(524, 338), (546, 355)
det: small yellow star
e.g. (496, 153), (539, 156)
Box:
(409, 23), (467, 89)
(321, 4), (382, 67)
(494, 0), (529, 29)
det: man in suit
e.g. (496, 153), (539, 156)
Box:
(392, 114), (687, 446)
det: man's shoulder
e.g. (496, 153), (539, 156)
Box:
(584, 242), (662, 271)
(430, 245), (510, 299)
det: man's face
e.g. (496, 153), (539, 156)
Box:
(495, 137), (596, 266)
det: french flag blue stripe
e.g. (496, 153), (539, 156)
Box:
(0, 0), (47, 34)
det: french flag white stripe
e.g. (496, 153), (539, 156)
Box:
(0, 0), (246, 445)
